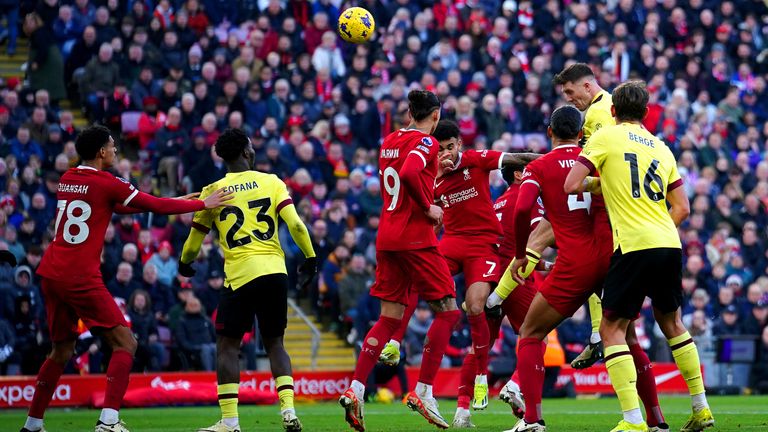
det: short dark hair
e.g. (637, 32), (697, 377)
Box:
(407, 90), (441, 122)
(612, 81), (649, 122)
(501, 159), (527, 184)
(75, 125), (112, 160)
(215, 128), (250, 162)
(432, 120), (460, 142)
(549, 106), (583, 140)
(553, 63), (595, 85)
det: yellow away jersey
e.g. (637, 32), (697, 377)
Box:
(580, 123), (683, 253)
(582, 90), (615, 142)
(193, 171), (293, 289)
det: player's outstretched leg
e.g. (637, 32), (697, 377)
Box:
(199, 336), (242, 432)
(571, 294), (604, 369)
(341, 302), (404, 431)
(95, 325), (137, 432)
(379, 292), (418, 367)
(263, 337), (302, 432)
(406, 298), (460, 429)
(626, 326), (668, 431)
(655, 310), (714, 432)
(465, 282), (491, 410)
(21, 340), (74, 432)
(453, 352), (476, 428)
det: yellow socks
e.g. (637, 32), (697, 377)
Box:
(218, 383), (239, 423)
(495, 248), (541, 300)
(588, 294), (603, 337)
(605, 344), (642, 422)
(668, 332), (707, 408)
(276, 375), (295, 414)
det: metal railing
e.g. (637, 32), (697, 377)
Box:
(287, 298), (321, 370)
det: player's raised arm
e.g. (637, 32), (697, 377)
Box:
(124, 187), (232, 214)
(177, 188), (220, 277)
(501, 152), (540, 167)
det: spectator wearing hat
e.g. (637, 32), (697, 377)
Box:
(12, 265), (42, 322)
(148, 241), (179, 288)
(195, 269), (223, 320)
(743, 297), (768, 337)
(0, 106), (15, 140)
(713, 304), (743, 336)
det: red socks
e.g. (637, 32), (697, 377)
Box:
(28, 359), (65, 419)
(630, 343), (665, 427)
(392, 291), (419, 343)
(518, 337), (545, 423)
(353, 315), (401, 383)
(468, 312), (490, 376)
(103, 349), (134, 410)
(418, 309), (460, 385)
(457, 352), (477, 409)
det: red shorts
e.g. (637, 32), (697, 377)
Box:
(370, 247), (455, 305)
(438, 236), (500, 287)
(41, 277), (128, 342)
(539, 254), (610, 318)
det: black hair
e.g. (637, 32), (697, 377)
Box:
(215, 128), (250, 162)
(549, 106), (583, 140)
(501, 158), (527, 184)
(75, 125), (112, 160)
(553, 63), (595, 85)
(432, 119), (460, 142)
(408, 90), (441, 122)
(612, 81), (649, 122)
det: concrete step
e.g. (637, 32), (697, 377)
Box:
(292, 357), (355, 368)
(286, 346), (354, 357)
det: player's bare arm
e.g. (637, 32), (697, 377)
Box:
(666, 184), (691, 227)
(501, 152), (541, 166)
(564, 161), (594, 195)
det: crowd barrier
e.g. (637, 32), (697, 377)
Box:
(0, 364), (696, 409)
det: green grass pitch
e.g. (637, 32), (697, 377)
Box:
(2, 396), (766, 431)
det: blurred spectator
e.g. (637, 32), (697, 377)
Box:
(108, 261), (140, 302)
(558, 306), (592, 363)
(127, 290), (165, 371)
(25, 12), (66, 103)
(175, 296), (216, 371)
(195, 269), (223, 319)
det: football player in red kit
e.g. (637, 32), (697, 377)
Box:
(376, 120), (538, 416)
(21, 126), (231, 432)
(339, 91), (460, 432)
(504, 106), (612, 432)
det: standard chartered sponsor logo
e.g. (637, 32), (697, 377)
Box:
(447, 187), (479, 205)
(241, 377), (351, 396)
(0, 384), (71, 406)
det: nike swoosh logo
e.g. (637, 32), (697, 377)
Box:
(475, 344), (488, 349)
(483, 272), (496, 278)
(435, 180), (445, 188)
(655, 370), (681, 385)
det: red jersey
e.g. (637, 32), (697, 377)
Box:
(376, 129), (440, 251)
(435, 149), (504, 242)
(516, 145), (610, 261)
(38, 166), (205, 282)
(494, 183), (545, 261)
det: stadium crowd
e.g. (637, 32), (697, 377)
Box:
(0, 0), (767, 392)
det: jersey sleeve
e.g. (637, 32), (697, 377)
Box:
(461, 150), (504, 171)
(273, 176), (294, 213)
(519, 161), (542, 191)
(106, 174), (140, 207)
(666, 149), (683, 192)
(578, 130), (608, 173)
(191, 185), (215, 233)
(409, 135), (438, 167)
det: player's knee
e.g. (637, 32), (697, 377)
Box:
(49, 342), (76, 365)
(465, 302), (484, 316)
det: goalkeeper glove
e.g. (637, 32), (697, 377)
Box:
(178, 261), (196, 277)
(298, 257), (318, 289)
